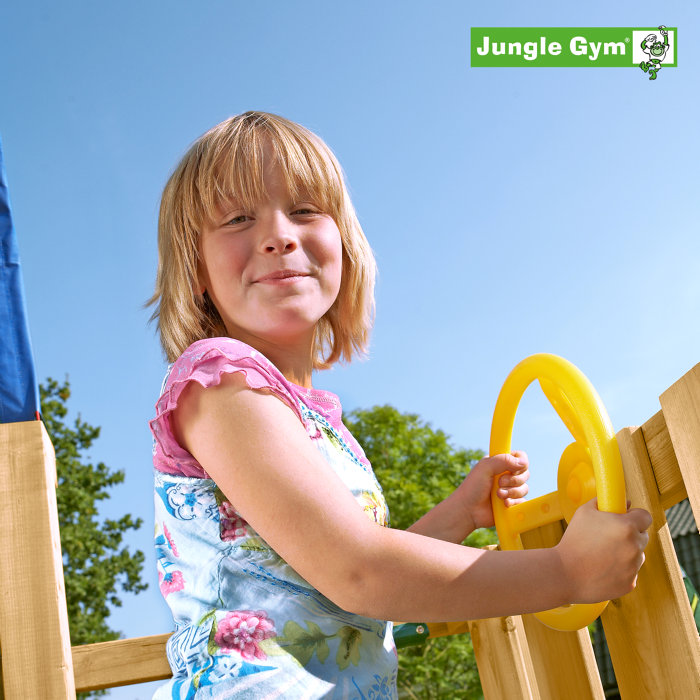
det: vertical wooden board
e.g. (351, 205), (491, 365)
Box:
(521, 523), (604, 700)
(469, 615), (540, 700)
(0, 421), (76, 699)
(601, 427), (700, 699)
(660, 363), (700, 530)
(520, 618), (603, 700)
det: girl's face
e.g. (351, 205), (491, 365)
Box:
(198, 153), (343, 355)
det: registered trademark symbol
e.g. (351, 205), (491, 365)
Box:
(625, 37), (630, 42)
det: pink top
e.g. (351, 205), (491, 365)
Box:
(149, 337), (369, 478)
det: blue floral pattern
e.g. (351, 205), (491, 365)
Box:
(151, 339), (398, 699)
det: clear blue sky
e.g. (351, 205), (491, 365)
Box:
(1, 1), (698, 697)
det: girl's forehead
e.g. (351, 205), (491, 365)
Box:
(213, 179), (314, 208)
(212, 158), (323, 208)
(201, 135), (342, 222)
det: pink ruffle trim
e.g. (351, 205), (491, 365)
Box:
(150, 338), (304, 478)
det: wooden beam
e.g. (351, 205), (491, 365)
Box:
(660, 363), (700, 528)
(0, 421), (76, 699)
(520, 522), (604, 700)
(469, 614), (540, 700)
(72, 633), (171, 692)
(470, 545), (540, 699)
(601, 427), (700, 698)
(640, 409), (686, 510)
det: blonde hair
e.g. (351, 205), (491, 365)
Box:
(149, 111), (376, 367)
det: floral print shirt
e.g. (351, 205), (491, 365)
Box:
(150, 338), (397, 699)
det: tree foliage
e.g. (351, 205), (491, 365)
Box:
(41, 378), (148, 648)
(344, 405), (492, 699)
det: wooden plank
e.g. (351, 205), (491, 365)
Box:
(426, 620), (471, 639)
(521, 522), (604, 700)
(521, 618), (602, 700)
(72, 633), (171, 692)
(601, 427), (700, 698)
(469, 615), (540, 700)
(0, 421), (76, 699)
(640, 410), (686, 510)
(660, 363), (700, 530)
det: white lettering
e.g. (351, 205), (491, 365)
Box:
(570, 36), (587, 55)
(524, 41), (538, 61)
(476, 35), (572, 60)
(476, 35), (491, 56)
(589, 41), (601, 61)
(605, 41), (626, 55)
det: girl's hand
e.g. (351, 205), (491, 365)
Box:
(456, 451), (530, 531)
(556, 498), (652, 603)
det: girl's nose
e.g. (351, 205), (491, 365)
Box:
(260, 213), (298, 254)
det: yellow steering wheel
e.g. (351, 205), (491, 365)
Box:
(489, 354), (626, 631)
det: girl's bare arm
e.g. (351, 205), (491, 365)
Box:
(173, 373), (651, 623)
(407, 452), (530, 543)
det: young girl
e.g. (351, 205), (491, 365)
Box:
(148, 111), (651, 699)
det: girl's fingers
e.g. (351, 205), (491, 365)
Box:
(505, 496), (528, 507)
(499, 472), (528, 488)
(511, 450), (529, 465)
(486, 451), (529, 475)
(501, 495), (528, 508)
(497, 483), (529, 503)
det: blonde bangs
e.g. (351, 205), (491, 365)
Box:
(192, 115), (347, 229)
(150, 111), (376, 368)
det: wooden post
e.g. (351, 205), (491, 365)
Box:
(0, 421), (76, 699)
(520, 522), (604, 700)
(520, 620), (603, 700)
(470, 545), (540, 699)
(469, 614), (540, 699)
(660, 363), (700, 527)
(601, 427), (700, 698)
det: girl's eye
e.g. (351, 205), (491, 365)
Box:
(292, 206), (320, 216)
(226, 214), (250, 225)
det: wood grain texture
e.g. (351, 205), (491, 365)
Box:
(601, 427), (700, 699)
(641, 409), (686, 510)
(521, 522), (604, 700)
(469, 614), (540, 700)
(660, 363), (700, 530)
(0, 421), (76, 699)
(72, 633), (171, 692)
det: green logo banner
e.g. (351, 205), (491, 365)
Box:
(470, 27), (677, 69)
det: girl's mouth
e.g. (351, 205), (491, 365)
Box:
(255, 270), (310, 284)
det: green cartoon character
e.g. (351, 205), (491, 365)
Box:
(640, 26), (669, 80)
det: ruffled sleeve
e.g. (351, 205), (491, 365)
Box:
(150, 338), (304, 478)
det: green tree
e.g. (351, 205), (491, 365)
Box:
(40, 378), (148, 648)
(345, 405), (491, 699)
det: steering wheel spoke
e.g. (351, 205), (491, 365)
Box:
(538, 377), (587, 445)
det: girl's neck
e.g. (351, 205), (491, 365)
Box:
(230, 332), (315, 388)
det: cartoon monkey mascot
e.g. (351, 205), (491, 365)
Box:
(640, 26), (669, 80)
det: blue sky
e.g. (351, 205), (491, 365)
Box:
(2, 1), (698, 697)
